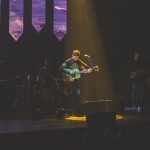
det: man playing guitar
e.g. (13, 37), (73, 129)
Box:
(59, 49), (96, 116)
(60, 50), (93, 81)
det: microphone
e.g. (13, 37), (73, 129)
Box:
(84, 54), (90, 57)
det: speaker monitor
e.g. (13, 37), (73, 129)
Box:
(86, 112), (116, 131)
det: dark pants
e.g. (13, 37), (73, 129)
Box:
(59, 79), (82, 115)
(131, 81), (143, 107)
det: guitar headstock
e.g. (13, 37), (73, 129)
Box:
(93, 66), (99, 72)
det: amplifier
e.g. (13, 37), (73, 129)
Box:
(82, 100), (119, 116)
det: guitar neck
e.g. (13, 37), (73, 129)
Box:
(75, 70), (86, 75)
(75, 67), (97, 75)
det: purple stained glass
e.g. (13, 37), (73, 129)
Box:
(53, 0), (67, 41)
(32, 0), (45, 32)
(9, 0), (24, 41)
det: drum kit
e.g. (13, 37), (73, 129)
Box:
(11, 74), (76, 115)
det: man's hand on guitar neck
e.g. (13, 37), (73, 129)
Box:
(84, 68), (92, 73)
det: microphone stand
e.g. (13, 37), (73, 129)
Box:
(85, 55), (99, 109)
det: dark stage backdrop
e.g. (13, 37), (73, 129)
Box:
(0, 0), (150, 104)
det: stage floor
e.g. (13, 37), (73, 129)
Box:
(0, 108), (150, 134)
(0, 108), (150, 150)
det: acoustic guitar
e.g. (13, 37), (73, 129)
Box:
(62, 66), (99, 81)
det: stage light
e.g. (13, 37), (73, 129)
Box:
(64, 0), (119, 114)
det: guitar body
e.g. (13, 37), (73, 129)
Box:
(62, 68), (81, 81)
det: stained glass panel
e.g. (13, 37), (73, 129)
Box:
(32, 0), (45, 32)
(9, 0), (24, 41)
(53, 0), (67, 41)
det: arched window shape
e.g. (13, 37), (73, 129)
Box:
(9, 0), (24, 41)
(53, 0), (67, 41)
(32, 0), (45, 32)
